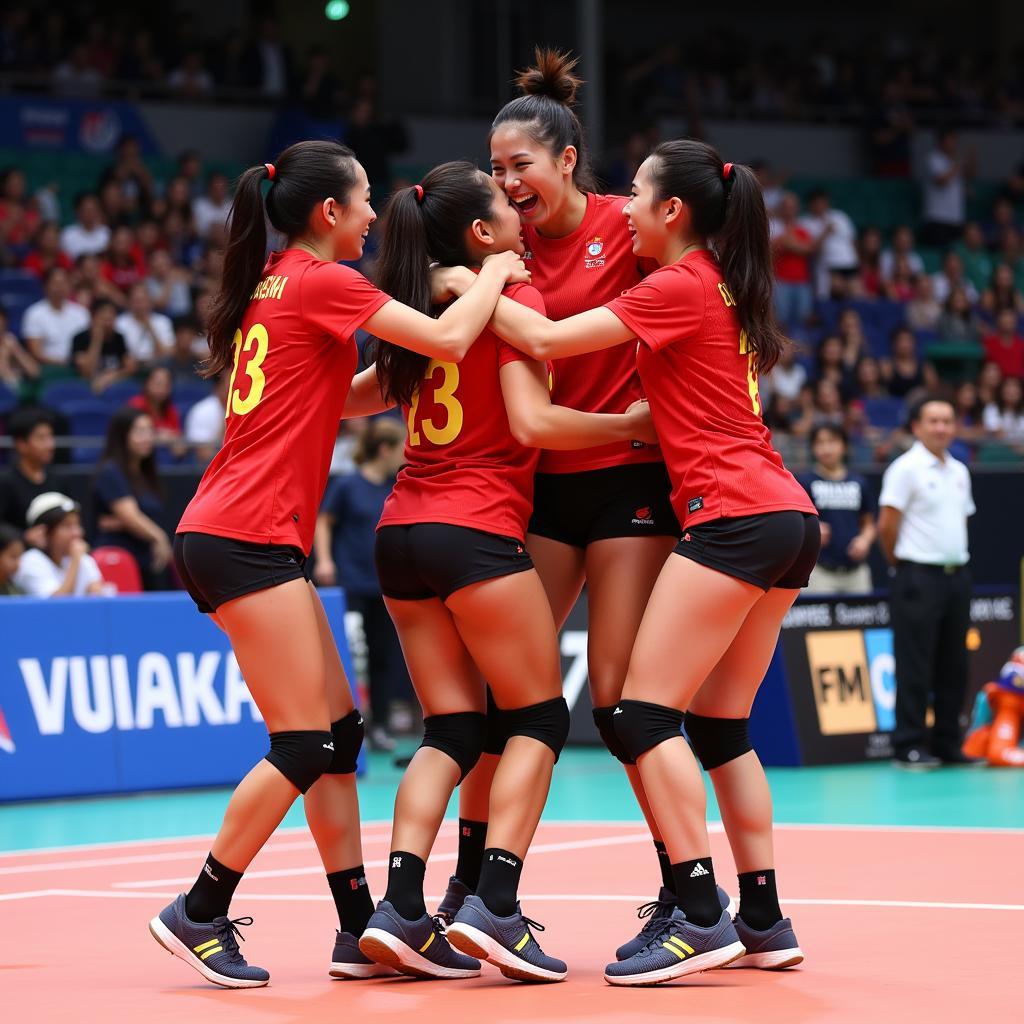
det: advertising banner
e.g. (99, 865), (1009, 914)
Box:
(0, 96), (158, 155)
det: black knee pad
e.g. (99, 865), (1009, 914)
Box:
(421, 711), (487, 781)
(613, 699), (684, 763)
(265, 729), (335, 793)
(327, 708), (364, 774)
(592, 705), (635, 765)
(684, 712), (752, 770)
(502, 697), (570, 761)
(483, 688), (508, 756)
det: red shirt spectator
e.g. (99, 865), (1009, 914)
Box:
(983, 310), (1024, 378)
(101, 226), (147, 292)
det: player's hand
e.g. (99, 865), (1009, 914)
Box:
(482, 250), (530, 284)
(819, 521), (832, 547)
(429, 265), (475, 303)
(625, 399), (658, 445)
(847, 534), (871, 562)
(314, 560), (337, 587)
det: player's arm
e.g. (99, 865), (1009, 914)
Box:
(362, 251), (527, 363)
(876, 506), (902, 565)
(343, 364), (393, 418)
(499, 359), (656, 449)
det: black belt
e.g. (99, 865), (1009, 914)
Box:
(897, 560), (966, 575)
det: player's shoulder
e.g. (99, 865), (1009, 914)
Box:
(592, 192), (631, 230)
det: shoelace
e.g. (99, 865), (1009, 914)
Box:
(211, 915), (255, 963)
(430, 914), (451, 940)
(635, 895), (676, 936)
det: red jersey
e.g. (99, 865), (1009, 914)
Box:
(523, 191), (661, 474)
(379, 283), (545, 542)
(606, 250), (817, 529)
(128, 394), (182, 435)
(178, 249), (390, 553)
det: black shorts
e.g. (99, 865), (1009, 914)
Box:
(674, 511), (821, 591)
(174, 532), (311, 614)
(375, 523), (533, 601)
(528, 462), (680, 549)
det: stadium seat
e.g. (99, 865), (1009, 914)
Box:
(863, 397), (907, 430)
(0, 269), (43, 335)
(99, 380), (142, 407)
(40, 379), (93, 410)
(0, 383), (16, 417)
(92, 546), (143, 594)
(62, 399), (112, 464)
(173, 381), (213, 407)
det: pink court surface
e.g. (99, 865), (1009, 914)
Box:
(1, 817), (1018, 1023)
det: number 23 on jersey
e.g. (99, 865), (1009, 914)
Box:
(718, 282), (762, 416)
(226, 323), (270, 418)
(407, 359), (465, 446)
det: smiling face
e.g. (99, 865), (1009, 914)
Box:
(623, 156), (680, 260)
(490, 125), (576, 230)
(329, 160), (376, 261)
(465, 175), (525, 260)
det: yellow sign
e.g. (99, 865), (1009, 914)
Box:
(806, 631), (878, 735)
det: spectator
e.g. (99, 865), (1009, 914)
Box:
(22, 221), (72, 279)
(981, 308), (1024, 377)
(881, 327), (938, 399)
(102, 226), (147, 293)
(52, 42), (102, 97)
(954, 222), (994, 296)
(193, 245), (224, 295)
(977, 360), (1004, 407)
(980, 263), (1024, 317)
(71, 297), (135, 392)
(0, 408), (56, 535)
(192, 172), (233, 238)
(814, 334), (852, 394)
(314, 419), (411, 749)
(884, 253), (919, 303)
(0, 523), (25, 596)
(92, 407), (172, 590)
(345, 96), (408, 196)
(72, 252), (126, 308)
(837, 308), (868, 372)
(175, 150), (204, 198)
(145, 248), (192, 318)
(868, 79), (914, 177)
(99, 135), (154, 221)
(116, 283), (174, 366)
(128, 365), (184, 452)
(759, 341), (807, 406)
(770, 192), (816, 328)
(953, 379), (986, 446)
(905, 274), (941, 331)
(165, 314), (203, 382)
(15, 493), (105, 598)
(97, 179), (130, 230)
(800, 188), (860, 298)
(878, 397), (977, 768)
(850, 355), (888, 400)
(982, 376), (1024, 446)
(184, 373), (228, 465)
(921, 128), (973, 247)
(245, 15), (291, 97)
(880, 225), (925, 283)
(0, 303), (40, 391)
(160, 208), (202, 268)
(0, 167), (41, 262)
(937, 287), (982, 344)
(798, 424), (876, 594)
(168, 49), (214, 99)
(793, 378), (845, 437)
(297, 44), (343, 119)
(21, 266), (89, 368)
(60, 193), (110, 261)
(931, 251), (978, 305)
(985, 195), (1018, 250)
(854, 226), (885, 297)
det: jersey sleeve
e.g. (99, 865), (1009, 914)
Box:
(301, 262), (392, 342)
(605, 264), (706, 352)
(878, 457), (913, 512)
(497, 284), (547, 367)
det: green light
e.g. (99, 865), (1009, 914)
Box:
(325, 0), (350, 19)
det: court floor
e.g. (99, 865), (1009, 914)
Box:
(1, 750), (1020, 1023)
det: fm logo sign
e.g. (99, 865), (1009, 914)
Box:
(805, 631), (878, 735)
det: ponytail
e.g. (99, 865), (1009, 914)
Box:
(204, 140), (359, 379)
(649, 140), (788, 374)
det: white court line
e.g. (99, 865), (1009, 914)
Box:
(2, 888), (1022, 912)
(111, 832), (654, 889)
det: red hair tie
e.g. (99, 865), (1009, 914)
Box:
(413, 184), (424, 203)
(722, 162), (734, 181)
(265, 163), (276, 180)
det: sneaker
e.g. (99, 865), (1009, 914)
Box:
(447, 895), (567, 983)
(358, 901), (481, 980)
(604, 906), (745, 987)
(728, 916), (803, 970)
(149, 893), (269, 989)
(894, 748), (941, 770)
(932, 748), (985, 767)
(436, 875), (473, 926)
(329, 930), (396, 979)
(367, 724), (396, 753)
(615, 884), (735, 961)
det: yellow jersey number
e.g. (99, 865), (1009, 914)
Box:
(407, 359), (464, 446)
(718, 282), (761, 416)
(226, 323), (270, 418)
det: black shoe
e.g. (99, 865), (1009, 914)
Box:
(932, 749), (985, 767)
(894, 748), (941, 770)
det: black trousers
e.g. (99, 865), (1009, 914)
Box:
(346, 593), (413, 727)
(890, 562), (971, 757)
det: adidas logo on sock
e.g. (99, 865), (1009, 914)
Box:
(690, 862), (710, 878)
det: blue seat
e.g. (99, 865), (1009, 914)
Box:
(63, 398), (112, 438)
(0, 383), (16, 416)
(100, 380), (142, 407)
(173, 381), (213, 407)
(0, 269), (43, 335)
(863, 397), (907, 430)
(40, 378), (92, 410)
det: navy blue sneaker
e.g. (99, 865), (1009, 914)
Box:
(329, 930), (396, 979)
(615, 884), (735, 961)
(149, 893), (269, 989)
(604, 906), (745, 986)
(358, 901), (481, 979)
(728, 916), (803, 969)
(435, 875), (473, 926)
(447, 895), (567, 983)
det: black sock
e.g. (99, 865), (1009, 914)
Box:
(455, 818), (487, 890)
(475, 848), (523, 917)
(671, 857), (720, 927)
(383, 851), (426, 921)
(653, 840), (675, 894)
(185, 852), (243, 922)
(327, 864), (375, 936)
(737, 869), (782, 930)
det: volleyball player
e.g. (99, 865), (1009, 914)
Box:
(444, 140), (819, 984)
(434, 50), (699, 959)
(148, 140), (527, 989)
(341, 161), (654, 983)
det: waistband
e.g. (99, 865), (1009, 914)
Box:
(897, 560), (967, 575)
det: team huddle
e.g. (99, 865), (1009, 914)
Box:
(147, 50), (819, 990)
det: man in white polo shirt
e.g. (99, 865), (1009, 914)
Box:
(878, 398), (978, 769)
(21, 267), (90, 366)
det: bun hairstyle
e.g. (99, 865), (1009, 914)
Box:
(491, 47), (597, 193)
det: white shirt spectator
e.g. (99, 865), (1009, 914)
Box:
(60, 222), (111, 260)
(800, 210), (859, 270)
(760, 361), (807, 404)
(878, 441), (975, 566)
(192, 195), (233, 238)
(21, 298), (89, 362)
(115, 310), (175, 362)
(931, 272), (979, 306)
(982, 403), (1024, 442)
(924, 149), (965, 227)
(185, 394), (226, 448)
(879, 248), (925, 281)
(15, 548), (102, 597)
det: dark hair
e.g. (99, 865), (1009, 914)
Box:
(172, 312), (200, 333)
(91, 296), (116, 315)
(205, 140), (359, 378)
(0, 522), (23, 552)
(490, 47), (597, 194)
(908, 394), (954, 424)
(371, 161), (495, 405)
(9, 407), (54, 442)
(99, 406), (162, 496)
(647, 139), (788, 373)
(353, 417), (406, 465)
(42, 265), (69, 287)
(810, 422), (849, 449)
(74, 190), (99, 210)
